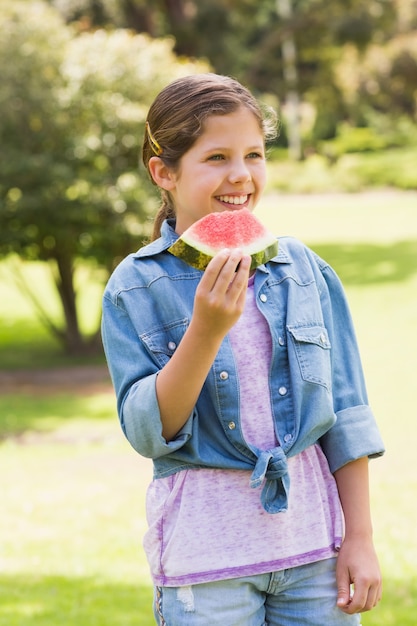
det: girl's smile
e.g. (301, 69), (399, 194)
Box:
(165, 107), (267, 234)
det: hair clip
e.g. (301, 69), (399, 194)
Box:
(146, 121), (163, 156)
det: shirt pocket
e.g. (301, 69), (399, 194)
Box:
(140, 318), (189, 368)
(287, 324), (332, 390)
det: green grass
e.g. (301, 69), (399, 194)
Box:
(0, 575), (153, 626)
(0, 392), (116, 438)
(1, 190), (417, 624)
(0, 413), (155, 625)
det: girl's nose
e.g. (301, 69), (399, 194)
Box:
(228, 159), (251, 184)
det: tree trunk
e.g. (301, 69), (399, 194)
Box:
(276, 0), (302, 161)
(53, 254), (87, 355)
(121, 0), (156, 34)
(163, 0), (188, 27)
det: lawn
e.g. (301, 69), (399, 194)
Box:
(0, 412), (154, 626)
(1, 190), (416, 624)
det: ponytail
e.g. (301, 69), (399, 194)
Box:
(151, 191), (176, 241)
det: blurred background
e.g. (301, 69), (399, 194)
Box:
(0, 1), (416, 625)
(1, 0), (416, 361)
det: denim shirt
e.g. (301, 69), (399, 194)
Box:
(102, 219), (384, 513)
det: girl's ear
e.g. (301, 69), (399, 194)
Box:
(148, 156), (176, 190)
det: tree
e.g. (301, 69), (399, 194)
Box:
(0, 0), (208, 354)
(50, 0), (402, 150)
(335, 33), (417, 126)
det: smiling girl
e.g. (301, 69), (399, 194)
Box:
(102, 73), (384, 626)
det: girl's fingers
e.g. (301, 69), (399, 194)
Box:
(228, 253), (251, 296)
(192, 250), (251, 339)
(203, 249), (249, 293)
(201, 249), (231, 291)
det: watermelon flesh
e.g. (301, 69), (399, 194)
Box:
(168, 209), (278, 271)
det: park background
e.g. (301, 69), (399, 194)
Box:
(1, 1), (416, 624)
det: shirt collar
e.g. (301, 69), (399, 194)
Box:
(133, 219), (178, 259)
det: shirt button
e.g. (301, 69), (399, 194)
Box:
(167, 341), (176, 351)
(320, 333), (328, 346)
(278, 336), (285, 346)
(260, 294), (267, 303)
(278, 386), (287, 396)
(228, 421), (236, 430)
(284, 433), (292, 443)
(220, 371), (229, 380)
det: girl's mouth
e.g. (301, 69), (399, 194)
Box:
(217, 194), (249, 207)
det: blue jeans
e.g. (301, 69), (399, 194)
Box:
(153, 558), (361, 626)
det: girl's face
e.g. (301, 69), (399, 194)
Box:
(168, 107), (267, 235)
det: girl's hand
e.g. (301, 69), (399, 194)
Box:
(192, 248), (251, 340)
(334, 458), (382, 614)
(336, 536), (382, 614)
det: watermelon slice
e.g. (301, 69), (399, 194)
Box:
(168, 209), (278, 271)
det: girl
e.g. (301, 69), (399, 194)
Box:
(102, 73), (385, 626)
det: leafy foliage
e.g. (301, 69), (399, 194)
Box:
(335, 32), (417, 123)
(0, 0), (208, 353)
(49, 0), (410, 143)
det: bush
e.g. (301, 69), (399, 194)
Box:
(342, 147), (417, 190)
(319, 125), (390, 160)
(266, 146), (417, 193)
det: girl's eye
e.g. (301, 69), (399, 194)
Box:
(208, 154), (224, 161)
(247, 151), (263, 159)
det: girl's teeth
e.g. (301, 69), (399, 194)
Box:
(219, 195), (247, 205)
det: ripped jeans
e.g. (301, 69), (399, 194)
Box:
(153, 558), (361, 626)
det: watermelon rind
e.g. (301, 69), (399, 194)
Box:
(167, 239), (214, 271)
(168, 212), (278, 271)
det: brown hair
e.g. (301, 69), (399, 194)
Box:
(142, 73), (277, 240)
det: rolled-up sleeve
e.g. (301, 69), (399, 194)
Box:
(122, 373), (194, 458)
(102, 291), (193, 459)
(320, 405), (384, 473)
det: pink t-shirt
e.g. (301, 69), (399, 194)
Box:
(144, 277), (343, 587)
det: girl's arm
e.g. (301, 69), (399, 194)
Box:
(334, 456), (382, 614)
(156, 249), (251, 441)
